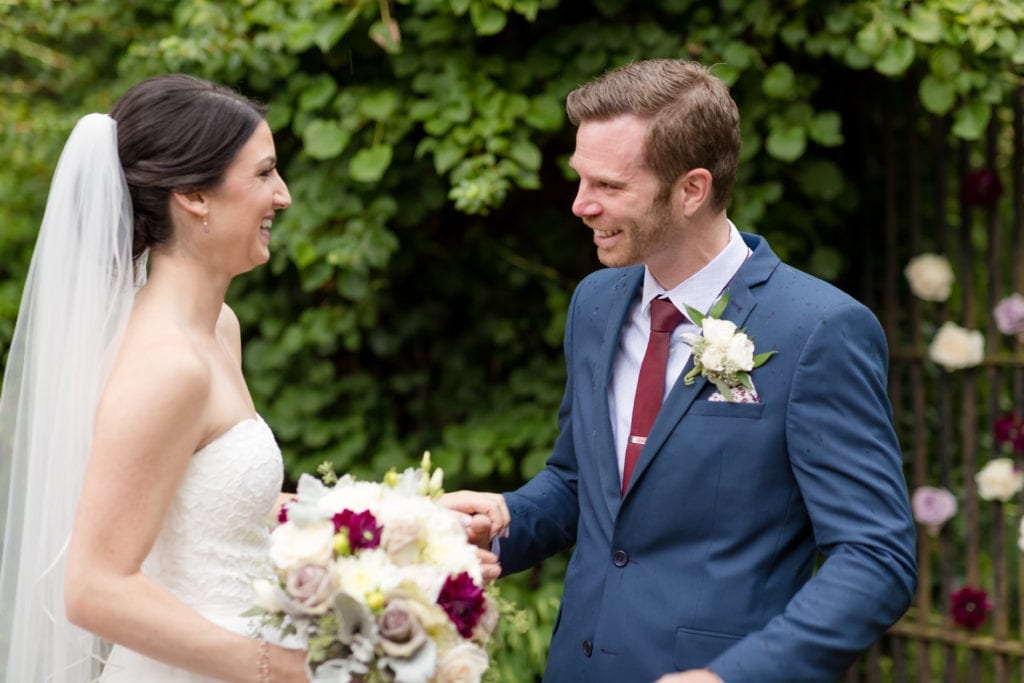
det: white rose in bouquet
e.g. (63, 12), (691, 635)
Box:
(434, 642), (490, 683)
(269, 520), (334, 571)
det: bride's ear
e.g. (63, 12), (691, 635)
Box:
(169, 190), (208, 224)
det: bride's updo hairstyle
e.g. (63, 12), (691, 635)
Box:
(109, 73), (267, 259)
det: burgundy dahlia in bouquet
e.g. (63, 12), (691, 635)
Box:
(249, 454), (498, 682)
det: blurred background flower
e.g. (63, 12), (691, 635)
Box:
(910, 486), (957, 536)
(928, 322), (985, 371)
(960, 167), (1004, 207)
(904, 253), (955, 302)
(975, 457), (1024, 502)
(950, 586), (992, 630)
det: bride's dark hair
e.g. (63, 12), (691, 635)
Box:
(109, 73), (267, 259)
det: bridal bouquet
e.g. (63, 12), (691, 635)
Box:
(249, 454), (497, 683)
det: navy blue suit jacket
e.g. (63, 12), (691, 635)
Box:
(501, 234), (917, 682)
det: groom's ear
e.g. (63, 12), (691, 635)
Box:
(672, 168), (714, 218)
(169, 189), (208, 222)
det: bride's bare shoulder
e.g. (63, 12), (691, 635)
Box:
(109, 312), (213, 399)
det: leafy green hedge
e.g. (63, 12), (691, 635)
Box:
(3, 0), (1023, 678)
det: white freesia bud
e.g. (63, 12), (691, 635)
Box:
(976, 458), (1024, 502)
(928, 322), (984, 371)
(252, 578), (285, 613)
(429, 467), (444, 495)
(904, 253), (954, 302)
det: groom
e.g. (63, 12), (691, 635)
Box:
(447, 59), (916, 682)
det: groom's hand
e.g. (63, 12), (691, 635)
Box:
(440, 490), (510, 547)
(654, 670), (724, 683)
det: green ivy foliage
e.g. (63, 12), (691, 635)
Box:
(2, 0), (1023, 678)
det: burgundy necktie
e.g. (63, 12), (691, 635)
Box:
(621, 297), (685, 495)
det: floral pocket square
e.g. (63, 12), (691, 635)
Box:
(708, 383), (760, 404)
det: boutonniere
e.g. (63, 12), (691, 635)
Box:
(680, 291), (777, 402)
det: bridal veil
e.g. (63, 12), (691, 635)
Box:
(0, 114), (141, 682)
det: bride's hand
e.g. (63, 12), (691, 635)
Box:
(476, 546), (502, 584)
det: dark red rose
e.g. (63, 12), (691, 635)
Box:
(437, 572), (486, 638)
(332, 509), (382, 550)
(961, 168), (1003, 207)
(278, 503), (289, 524)
(951, 586), (991, 630)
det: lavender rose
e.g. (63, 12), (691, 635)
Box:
(283, 563), (336, 614)
(377, 598), (427, 658)
(994, 293), (1024, 338)
(910, 486), (957, 536)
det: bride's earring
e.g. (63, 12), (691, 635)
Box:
(203, 216), (210, 234)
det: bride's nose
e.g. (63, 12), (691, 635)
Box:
(274, 174), (291, 210)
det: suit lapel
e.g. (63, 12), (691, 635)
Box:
(620, 234), (780, 499)
(594, 268), (643, 518)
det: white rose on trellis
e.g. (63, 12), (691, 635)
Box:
(927, 321), (984, 371)
(1018, 517), (1024, 553)
(975, 457), (1024, 502)
(904, 253), (955, 302)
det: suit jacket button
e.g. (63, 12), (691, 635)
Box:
(583, 640), (593, 657)
(612, 549), (628, 567)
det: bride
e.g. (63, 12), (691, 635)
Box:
(0, 74), (308, 681)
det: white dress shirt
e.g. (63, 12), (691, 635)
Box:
(609, 222), (750, 479)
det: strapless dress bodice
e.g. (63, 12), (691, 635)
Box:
(100, 417), (288, 682)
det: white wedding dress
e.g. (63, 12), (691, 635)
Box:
(99, 416), (290, 682)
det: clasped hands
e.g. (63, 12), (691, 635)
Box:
(441, 490), (509, 584)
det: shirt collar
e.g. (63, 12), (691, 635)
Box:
(641, 221), (749, 319)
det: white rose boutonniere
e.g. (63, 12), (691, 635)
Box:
(680, 291), (776, 402)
